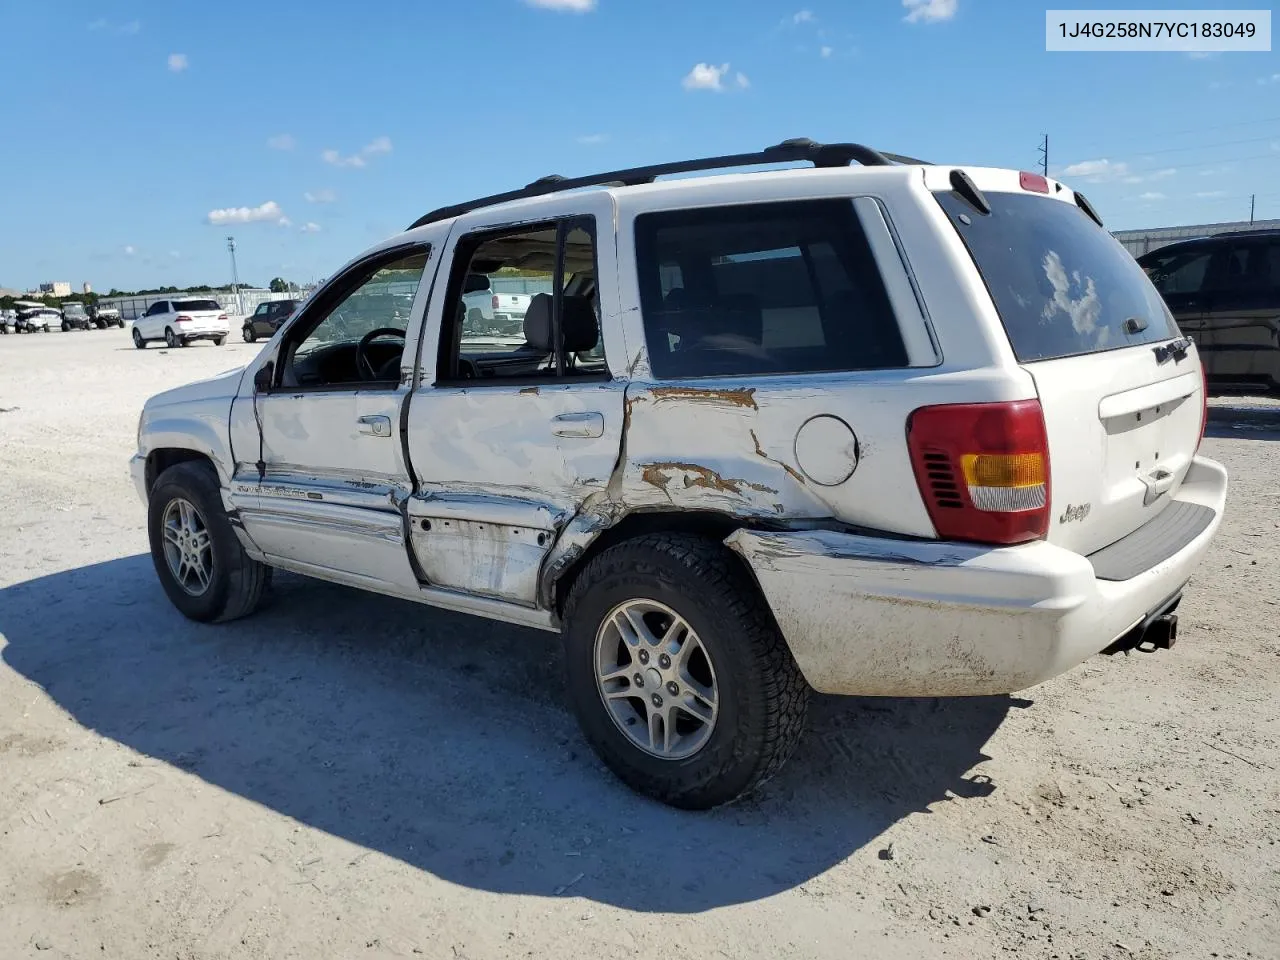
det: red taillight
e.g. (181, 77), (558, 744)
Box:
(175, 315), (192, 323)
(907, 399), (1051, 546)
(1019, 171), (1050, 194)
(492, 294), (500, 310)
(218, 313), (228, 321)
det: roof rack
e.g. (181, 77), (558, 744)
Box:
(407, 138), (928, 230)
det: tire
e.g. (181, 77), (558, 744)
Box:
(164, 327), (178, 348)
(561, 533), (809, 809)
(147, 461), (268, 623)
(214, 336), (226, 346)
(61, 322), (70, 332)
(132, 328), (146, 349)
(243, 326), (256, 343)
(42, 324), (50, 333)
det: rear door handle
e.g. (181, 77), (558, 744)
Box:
(552, 412), (605, 438)
(358, 415), (392, 438)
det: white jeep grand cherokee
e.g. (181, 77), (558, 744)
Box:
(130, 139), (1228, 809)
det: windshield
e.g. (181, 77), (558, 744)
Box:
(63, 303), (86, 315)
(174, 299), (222, 312)
(934, 191), (1176, 362)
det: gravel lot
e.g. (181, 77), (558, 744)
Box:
(2, 331), (1278, 960)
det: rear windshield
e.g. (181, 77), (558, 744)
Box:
(174, 299), (222, 312)
(934, 191), (1175, 361)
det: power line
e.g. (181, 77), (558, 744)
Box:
(1065, 113), (1280, 154)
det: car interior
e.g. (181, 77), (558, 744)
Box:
(440, 224), (608, 382)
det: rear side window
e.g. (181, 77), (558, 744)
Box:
(634, 199), (907, 378)
(935, 191), (1175, 361)
(174, 299), (222, 312)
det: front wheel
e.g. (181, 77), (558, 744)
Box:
(132, 328), (146, 349)
(42, 324), (50, 333)
(148, 461), (268, 622)
(561, 533), (809, 809)
(164, 327), (178, 348)
(242, 326), (256, 343)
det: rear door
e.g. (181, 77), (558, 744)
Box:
(1199, 238), (1280, 386)
(934, 175), (1205, 556)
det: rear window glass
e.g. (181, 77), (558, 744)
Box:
(634, 199), (907, 378)
(934, 191), (1175, 361)
(174, 299), (222, 312)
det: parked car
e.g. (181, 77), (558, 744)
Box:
(14, 304), (59, 333)
(1137, 229), (1280, 393)
(0, 309), (14, 334)
(88, 304), (125, 329)
(242, 299), (298, 343)
(131, 298), (230, 348)
(130, 138), (1227, 809)
(60, 302), (92, 331)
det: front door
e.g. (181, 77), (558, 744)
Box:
(403, 204), (628, 608)
(1200, 238), (1280, 387)
(235, 245), (435, 590)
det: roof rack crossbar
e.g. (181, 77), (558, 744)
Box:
(407, 138), (914, 229)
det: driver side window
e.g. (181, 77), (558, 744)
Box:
(282, 248), (430, 389)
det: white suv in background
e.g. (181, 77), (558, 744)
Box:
(131, 139), (1228, 808)
(132, 298), (231, 348)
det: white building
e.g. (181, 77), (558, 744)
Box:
(83, 282), (93, 295)
(1112, 218), (1280, 257)
(39, 281), (72, 297)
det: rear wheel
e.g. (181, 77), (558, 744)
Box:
(164, 327), (178, 348)
(243, 326), (256, 343)
(214, 335), (226, 346)
(561, 533), (809, 809)
(132, 328), (146, 349)
(148, 461), (268, 623)
(61, 322), (69, 332)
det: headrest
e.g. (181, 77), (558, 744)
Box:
(523, 293), (599, 354)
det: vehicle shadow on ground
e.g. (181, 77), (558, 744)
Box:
(0, 557), (1015, 913)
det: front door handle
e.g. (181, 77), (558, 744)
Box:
(552, 411), (605, 439)
(358, 415), (392, 438)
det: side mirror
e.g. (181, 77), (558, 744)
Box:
(253, 361), (274, 393)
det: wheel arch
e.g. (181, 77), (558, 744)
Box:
(548, 509), (760, 617)
(145, 448), (218, 496)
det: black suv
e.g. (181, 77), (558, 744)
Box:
(1138, 229), (1280, 393)
(242, 299), (298, 343)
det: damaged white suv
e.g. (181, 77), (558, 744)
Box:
(131, 139), (1228, 808)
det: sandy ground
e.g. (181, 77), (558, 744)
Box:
(1, 331), (1278, 960)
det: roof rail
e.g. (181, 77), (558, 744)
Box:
(407, 138), (920, 230)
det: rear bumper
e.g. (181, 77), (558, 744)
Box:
(726, 455), (1228, 696)
(175, 324), (229, 339)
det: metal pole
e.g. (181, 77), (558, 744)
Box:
(1249, 194), (1255, 225)
(1041, 134), (1049, 177)
(226, 236), (242, 315)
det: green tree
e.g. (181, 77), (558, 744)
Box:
(269, 277), (289, 293)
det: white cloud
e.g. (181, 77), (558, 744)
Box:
(1135, 192), (1166, 201)
(1147, 168), (1177, 180)
(123, 245), (136, 256)
(820, 45), (833, 57)
(322, 136), (393, 168)
(1187, 51), (1218, 60)
(576, 133), (608, 145)
(1258, 73), (1280, 85)
(793, 9), (815, 23)
(205, 200), (285, 226)
(1062, 158), (1130, 181)
(119, 20), (140, 35)
(304, 188), (337, 203)
(903, 0), (957, 23)
(1195, 191), (1227, 199)
(523, 0), (596, 10)
(88, 19), (107, 30)
(90, 18), (139, 34)
(683, 63), (737, 92)
(300, 222), (322, 233)
(735, 71), (750, 89)
(277, 216), (292, 228)
(267, 133), (295, 151)
(167, 53), (188, 72)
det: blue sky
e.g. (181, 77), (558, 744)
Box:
(1, 0), (1277, 292)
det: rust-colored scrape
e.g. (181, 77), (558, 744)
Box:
(649, 386), (758, 411)
(640, 462), (775, 497)
(519, 386), (540, 395)
(750, 429), (806, 485)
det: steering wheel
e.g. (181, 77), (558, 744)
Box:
(356, 327), (407, 381)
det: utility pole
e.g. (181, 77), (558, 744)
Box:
(1038, 134), (1049, 177)
(1249, 194), (1255, 225)
(226, 236), (242, 315)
